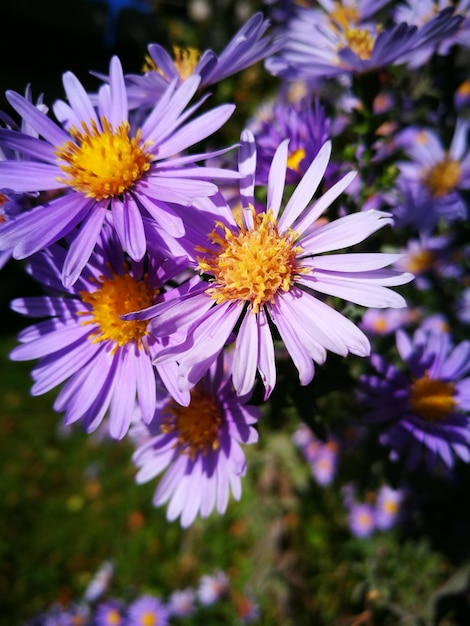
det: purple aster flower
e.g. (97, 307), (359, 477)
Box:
(293, 423), (339, 486)
(348, 502), (376, 538)
(265, 1), (462, 80)
(0, 55), (238, 287)
(360, 307), (417, 336)
(197, 571), (230, 606)
(456, 287), (470, 325)
(359, 326), (470, 470)
(95, 599), (125, 626)
(83, 561), (114, 603)
(127, 594), (169, 626)
(124, 12), (282, 109)
(9, 223), (190, 439)
(374, 484), (404, 531)
(167, 588), (196, 617)
(393, 0), (470, 67)
(455, 79), (470, 111)
(130, 131), (412, 400)
(247, 96), (331, 186)
(393, 120), (470, 231)
(132, 351), (260, 527)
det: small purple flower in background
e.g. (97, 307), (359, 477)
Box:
(348, 502), (376, 538)
(9, 225), (189, 439)
(127, 594), (169, 626)
(247, 97), (331, 186)
(124, 12), (282, 108)
(95, 599), (125, 626)
(360, 307), (417, 336)
(455, 79), (470, 111)
(167, 588), (196, 617)
(132, 352), (260, 528)
(293, 423), (339, 486)
(456, 287), (470, 325)
(135, 131), (412, 400)
(393, 120), (470, 232)
(374, 484), (404, 531)
(197, 571), (230, 606)
(359, 326), (470, 470)
(265, 1), (462, 80)
(233, 592), (261, 624)
(0, 55), (238, 286)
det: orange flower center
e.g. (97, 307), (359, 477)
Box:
(409, 374), (456, 422)
(423, 157), (461, 198)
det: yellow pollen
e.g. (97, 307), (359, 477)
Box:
(162, 386), (222, 460)
(55, 117), (153, 201)
(196, 207), (305, 314)
(106, 609), (122, 625)
(406, 250), (435, 274)
(423, 157), (461, 198)
(372, 317), (388, 333)
(343, 28), (375, 60)
(141, 612), (157, 626)
(331, 3), (360, 30)
(457, 80), (470, 97)
(286, 148), (306, 173)
(409, 374), (456, 422)
(383, 500), (399, 515)
(80, 271), (156, 349)
(143, 47), (200, 81)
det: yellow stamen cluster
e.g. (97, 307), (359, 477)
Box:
(409, 374), (456, 422)
(197, 208), (304, 313)
(406, 250), (435, 274)
(343, 28), (375, 60)
(423, 157), (461, 198)
(80, 271), (156, 349)
(141, 613), (157, 626)
(143, 47), (201, 81)
(286, 148), (306, 173)
(162, 386), (222, 460)
(331, 3), (360, 30)
(56, 117), (153, 201)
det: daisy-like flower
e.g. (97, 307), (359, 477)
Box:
(0, 55), (238, 287)
(265, 2), (462, 80)
(167, 588), (196, 617)
(95, 599), (125, 626)
(374, 484), (404, 531)
(348, 502), (376, 538)
(360, 307), (417, 336)
(359, 326), (470, 470)
(9, 223), (189, 439)
(127, 594), (169, 626)
(124, 12), (282, 108)
(131, 131), (412, 399)
(247, 96), (331, 186)
(197, 571), (230, 606)
(393, 120), (470, 231)
(132, 352), (260, 527)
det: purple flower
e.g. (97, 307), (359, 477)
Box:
(359, 326), (470, 470)
(83, 561), (114, 603)
(132, 352), (260, 527)
(124, 12), (282, 108)
(348, 502), (376, 538)
(374, 484), (404, 531)
(132, 131), (412, 400)
(360, 307), (417, 336)
(95, 599), (125, 626)
(127, 594), (169, 626)
(247, 97), (331, 186)
(393, 120), (470, 231)
(197, 571), (229, 606)
(265, 2), (462, 80)
(0, 55), (238, 287)
(293, 423), (339, 486)
(9, 224), (189, 439)
(167, 588), (195, 617)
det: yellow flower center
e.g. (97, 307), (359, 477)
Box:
(343, 28), (375, 60)
(162, 386), (222, 460)
(141, 613), (157, 626)
(143, 47), (201, 81)
(197, 208), (304, 314)
(423, 157), (461, 198)
(406, 250), (435, 274)
(80, 271), (156, 349)
(106, 609), (122, 625)
(409, 374), (456, 422)
(56, 117), (153, 201)
(383, 500), (399, 515)
(286, 148), (306, 173)
(331, 3), (360, 30)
